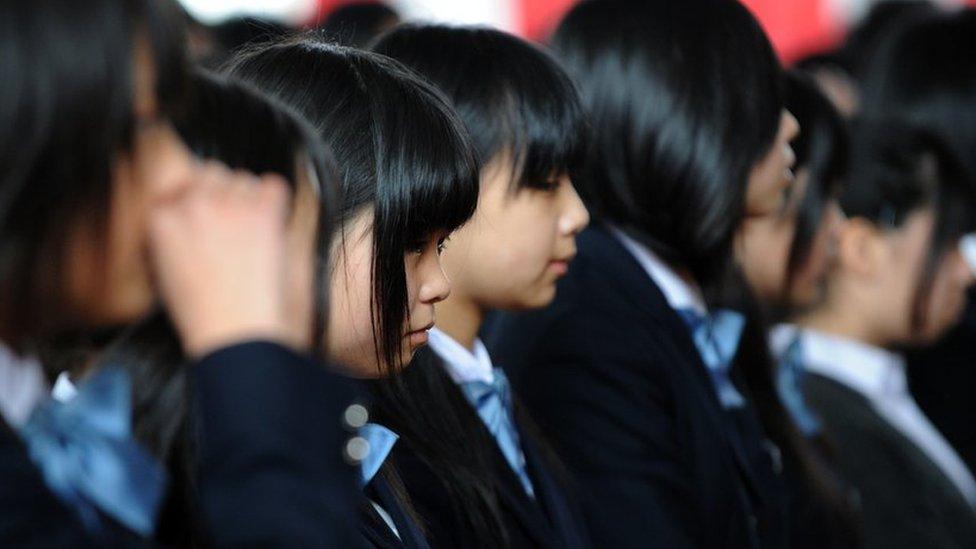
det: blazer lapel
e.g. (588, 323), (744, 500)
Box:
(364, 474), (431, 549)
(519, 425), (588, 549)
(439, 378), (556, 548)
(588, 224), (764, 510)
(360, 499), (404, 549)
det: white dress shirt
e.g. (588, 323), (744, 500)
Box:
(609, 225), (708, 316)
(774, 325), (976, 507)
(427, 327), (496, 385)
(0, 344), (47, 426)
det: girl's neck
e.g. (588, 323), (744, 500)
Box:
(434, 293), (484, 353)
(795, 299), (886, 348)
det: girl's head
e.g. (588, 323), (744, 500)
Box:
(552, 0), (795, 293)
(372, 25), (589, 312)
(175, 70), (340, 357)
(860, 10), (976, 177)
(739, 71), (848, 314)
(828, 122), (976, 345)
(0, 0), (188, 349)
(225, 40), (479, 376)
(98, 69), (342, 546)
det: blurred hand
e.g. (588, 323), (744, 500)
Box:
(147, 160), (292, 358)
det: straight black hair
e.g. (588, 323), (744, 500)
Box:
(783, 70), (849, 297)
(551, 0), (783, 297)
(372, 24), (585, 191)
(95, 70), (343, 546)
(841, 120), (976, 329)
(839, 0), (940, 83)
(224, 38), (480, 373)
(0, 0), (187, 350)
(859, 10), (976, 177)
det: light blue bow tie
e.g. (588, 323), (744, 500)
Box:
(776, 335), (822, 436)
(19, 367), (168, 537)
(677, 308), (747, 409)
(460, 368), (535, 497)
(358, 423), (399, 487)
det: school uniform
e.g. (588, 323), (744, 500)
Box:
(486, 222), (787, 549)
(392, 329), (589, 548)
(908, 294), (976, 474)
(785, 327), (976, 549)
(357, 423), (431, 549)
(770, 326), (861, 549)
(1, 340), (365, 548)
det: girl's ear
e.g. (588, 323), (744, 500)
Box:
(836, 216), (886, 281)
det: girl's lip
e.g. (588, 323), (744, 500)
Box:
(549, 260), (571, 275)
(408, 330), (429, 347)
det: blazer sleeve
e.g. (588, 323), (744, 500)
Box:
(192, 341), (364, 548)
(513, 312), (700, 549)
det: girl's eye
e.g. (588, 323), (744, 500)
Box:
(437, 237), (450, 255)
(408, 241), (425, 255)
(542, 178), (561, 193)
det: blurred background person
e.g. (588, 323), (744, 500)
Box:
(788, 122), (976, 548)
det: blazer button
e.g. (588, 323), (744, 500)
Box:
(344, 436), (370, 465)
(343, 403), (369, 430)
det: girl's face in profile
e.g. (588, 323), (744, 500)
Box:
(63, 39), (194, 330)
(746, 110), (800, 218)
(326, 210), (451, 377)
(438, 156), (590, 313)
(738, 167), (845, 311)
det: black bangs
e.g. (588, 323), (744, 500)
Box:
(362, 52), (480, 243)
(784, 71), (848, 291)
(550, 0), (783, 295)
(225, 38), (478, 374)
(372, 24), (585, 191)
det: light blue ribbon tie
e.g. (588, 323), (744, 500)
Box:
(460, 367), (535, 497)
(678, 308), (747, 409)
(19, 367), (168, 537)
(358, 423), (399, 487)
(776, 335), (822, 436)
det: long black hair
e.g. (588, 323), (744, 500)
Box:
(224, 38), (480, 374)
(552, 0), (783, 298)
(92, 70), (342, 546)
(783, 70), (849, 301)
(368, 24), (586, 545)
(0, 0), (186, 350)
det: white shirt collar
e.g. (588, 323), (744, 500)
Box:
(794, 328), (908, 400)
(0, 345), (48, 427)
(608, 225), (708, 316)
(427, 327), (495, 384)
(783, 324), (976, 505)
